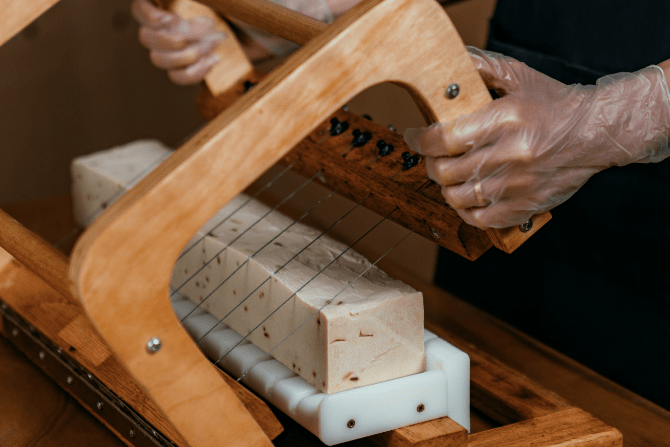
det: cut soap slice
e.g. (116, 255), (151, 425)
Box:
(72, 141), (425, 394)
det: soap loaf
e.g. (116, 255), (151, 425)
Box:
(72, 142), (425, 394)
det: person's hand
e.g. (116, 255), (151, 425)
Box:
(131, 0), (225, 85)
(404, 47), (670, 229)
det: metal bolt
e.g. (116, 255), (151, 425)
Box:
(146, 337), (162, 354)
(11, 328), (19, 337)
(417, 404), (425, 413)
(347, 419), (355, 429)
(66, 376), (73, 385)
(97, 401), (103, 410)
(519, 220), (533, 233)
(445, 83), (460, 99)
(38, 351), (45, 360)
(129, 429), (135, 439)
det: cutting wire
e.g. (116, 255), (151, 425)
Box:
(211, 205), (398, 366)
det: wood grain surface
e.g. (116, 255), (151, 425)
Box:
(0, 0), (59, 48)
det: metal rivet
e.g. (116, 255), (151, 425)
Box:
(445, 83), (460, 99)
(11, 328), (19, 337)
(129, 429), (135, 439)
(146, 337), (162, 354)
(388, 125), (397, 132)
(66, 376), (73, 385)
(519, 220), (533, 233)
(347, 419), (355, 429)
(38, 351), (45, 360)
(97, 401), (103, 410)
(417, 404), (425, 413)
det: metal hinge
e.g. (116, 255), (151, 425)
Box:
(0, 300), (177, 447)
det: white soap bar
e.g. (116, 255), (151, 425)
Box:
(72, 142), (425, 394)
(71, 139), (171, 227)
(172, 194), (425, 394)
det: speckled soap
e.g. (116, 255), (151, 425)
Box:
(72, 141), (425, 394)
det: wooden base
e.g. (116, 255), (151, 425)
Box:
(0, 238), (622, 446)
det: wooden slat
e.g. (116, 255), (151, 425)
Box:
(0, 250), (283, 444)
(371, 417), (468, 447)
(0, 208), (71, 299)
(468, 408), (622, 447)
(200, 0), (328, 45)
(0, 0), (59, 48)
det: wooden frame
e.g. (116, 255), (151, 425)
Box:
(0, 0), (621, 446)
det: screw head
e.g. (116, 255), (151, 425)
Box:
(38, 351), (45, 360)
(342, 105), (350, 112)
(0, 302), (7, 310)
(347, 419), (355, 429)
(129, 429), (135, 439)
(11, 328), (19, 337)
(445, 83), (460, 99)
(519, 219), (533, 233)
(417, 404), (425, 413)
(388, 125), (397, 132)
(97, 401), (103, 410)
(146, 337), (162, 354)
(66, 376), (73, 385)
(56, 348), (62, 355)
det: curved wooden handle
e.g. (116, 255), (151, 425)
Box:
(69, 1), (518, 445)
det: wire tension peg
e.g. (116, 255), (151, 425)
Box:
(402, 154), (421, 170)
(329, 117), (349, 136)
(376, 140), (394, 157)
(243, 80), (257, 92)
(352, 129), (372, 147)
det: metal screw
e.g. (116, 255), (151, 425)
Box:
(66, 376), (73, 385)
(347, 419), (355, 429)
(56, 348), (62, 355)
(0, 302), (7, 310)
(342, 105), (350, 112)
(417, 404), (425, 413)
(388, 125), (397, 132)
(129, 429), (135, 439)
(146, 337), (162, 354)
(38, 351), (45, 360)
(97, 401), (103, 410)
(445, 83), (460, 99)
(519, 220), (533, 233)
(11, 328), (19, 337)
(430, 228), (441, 240)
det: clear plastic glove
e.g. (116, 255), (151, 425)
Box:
(404, 47), (670, 229)
(131, 0), (225, 85)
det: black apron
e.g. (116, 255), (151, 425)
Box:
(435, 0), (670, 409)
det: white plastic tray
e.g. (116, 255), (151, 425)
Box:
(172, 297), (470, 445)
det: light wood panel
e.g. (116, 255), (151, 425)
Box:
(0, 0), (59, 47)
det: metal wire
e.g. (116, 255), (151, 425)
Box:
(179, 181), (346, 323)
(170, 170), (322, 298)
(212, 205), (398, 366)
(236, 218), (424, 381)
(195, 193), (373, 345)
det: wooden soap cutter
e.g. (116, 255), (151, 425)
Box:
(0, 0), (622, 446)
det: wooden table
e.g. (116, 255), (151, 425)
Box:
(3, 195), (669, 446)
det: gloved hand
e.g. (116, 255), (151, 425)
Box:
(131, 0), (226, 85)
(404, 47), (670, 229)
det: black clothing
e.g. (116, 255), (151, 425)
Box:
(435, 0), (670, 409)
